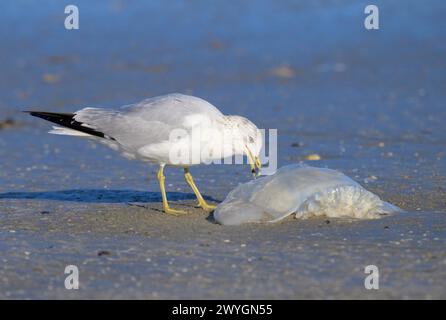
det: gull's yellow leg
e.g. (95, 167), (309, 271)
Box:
(157, 165), (187, 216)
(184, 168), (216, 212)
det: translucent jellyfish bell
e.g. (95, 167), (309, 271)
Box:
(214, 164), (400, 225)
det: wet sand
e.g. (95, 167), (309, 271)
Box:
(1, 198), (445, 299)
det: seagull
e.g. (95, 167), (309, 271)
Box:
(26, 93), (262, 215)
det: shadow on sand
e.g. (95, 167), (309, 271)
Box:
(0, 189), (219, 204)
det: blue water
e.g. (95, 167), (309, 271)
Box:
(0, 0), (445, 206)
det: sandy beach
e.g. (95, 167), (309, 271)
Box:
(1, 198), (445, 299)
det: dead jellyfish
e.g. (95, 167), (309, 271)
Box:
(214, 164), (400, 225)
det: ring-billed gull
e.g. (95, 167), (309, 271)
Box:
(26, 93), (262, 215)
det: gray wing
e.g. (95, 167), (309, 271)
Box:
(73, 93), (224, 152)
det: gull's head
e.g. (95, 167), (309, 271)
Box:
(226, 115), (262, 177)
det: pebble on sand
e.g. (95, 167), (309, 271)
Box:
(304, 154), (321, 161)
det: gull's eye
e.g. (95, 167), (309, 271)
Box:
(248, 136), (254, 143)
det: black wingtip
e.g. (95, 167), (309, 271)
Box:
(25, 110), (115, 141)
(23, 111), (42, 117)
(24, 110), (56, 117)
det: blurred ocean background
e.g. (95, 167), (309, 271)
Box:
(1, 0), (445, 201)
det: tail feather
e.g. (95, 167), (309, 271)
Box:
(24, 111), (115, 140)
(48, 126), (92, 137)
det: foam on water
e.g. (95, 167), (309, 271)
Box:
(214, 165), (401, 225)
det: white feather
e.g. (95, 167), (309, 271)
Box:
(48, 126), (92, 137)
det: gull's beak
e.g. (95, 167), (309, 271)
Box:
(255, 156), (261, 175)
(245, 147), (261, 178)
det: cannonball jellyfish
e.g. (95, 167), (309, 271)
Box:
(214, 164), (400, 225)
